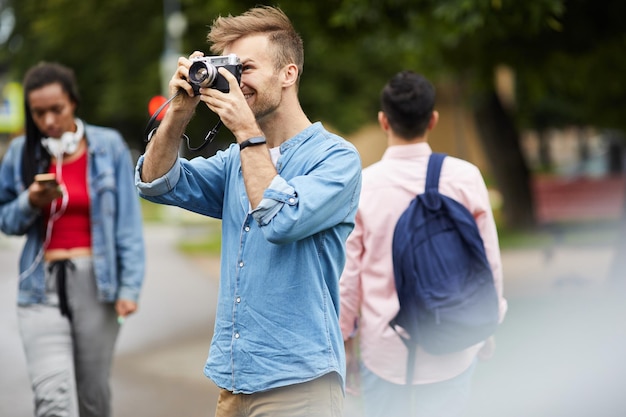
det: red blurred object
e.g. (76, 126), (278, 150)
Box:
(533, 175), (625, 223)
(148, 95), (168, 121)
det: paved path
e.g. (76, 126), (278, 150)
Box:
(0, 224), (220, 417)
(2, 222), (625, 416)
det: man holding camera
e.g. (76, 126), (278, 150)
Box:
(135, 6), (361, 417)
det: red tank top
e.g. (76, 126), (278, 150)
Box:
(44, 150), (92, 250)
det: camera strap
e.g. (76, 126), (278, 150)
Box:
(143, 90), (222, 153)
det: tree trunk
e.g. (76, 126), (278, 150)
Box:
(473, 90), (535, 230)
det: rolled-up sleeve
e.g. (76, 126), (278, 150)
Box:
(134, 155), (181, 197)
(251, 175), (297, 226)
(253, 143), (361, 245)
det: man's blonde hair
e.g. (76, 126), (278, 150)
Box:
(207, 6), (304, 83)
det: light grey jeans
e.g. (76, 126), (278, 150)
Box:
(17, 257), (120, 417)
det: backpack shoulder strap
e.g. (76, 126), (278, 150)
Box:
(425, 152), (447, 192)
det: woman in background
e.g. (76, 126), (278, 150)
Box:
(0, 62), (145, 417)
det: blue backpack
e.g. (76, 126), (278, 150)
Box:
(390, 152), (499, 384)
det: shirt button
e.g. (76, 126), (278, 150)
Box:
(239, 261), (244, 268)
(236, 297), (241, 303)
(245, 226), (250, 232)
(234, 333), (240, 339)
(288, 197), (295, 204)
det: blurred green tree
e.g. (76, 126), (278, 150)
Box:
(327, 0), (626, 229)
(3, 0), (625, 230)
(4, 0), (165, 150)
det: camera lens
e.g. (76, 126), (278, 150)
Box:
(193, 67), (208, 82)
(189, 61), (217, 87)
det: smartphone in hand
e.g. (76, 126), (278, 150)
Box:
(34, 173), (59, 188)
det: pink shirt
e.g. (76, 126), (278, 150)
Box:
(339, 142), (507, 384)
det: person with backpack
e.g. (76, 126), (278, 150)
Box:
(339, 70), (507, 417)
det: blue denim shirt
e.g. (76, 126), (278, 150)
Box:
(136, 122), (361, 393)
(0, 124), (145, 304)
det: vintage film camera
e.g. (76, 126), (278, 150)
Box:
(188, 54), (242, 94)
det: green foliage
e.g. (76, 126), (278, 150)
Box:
(139, 198), (165, 223)
(177, 231), (222, 256)
(3, 0), (625, 143)
(513, 0), (626, 131)
(327, 0), (626, 134)
(5, 0), (164, 150)
(5, 0), (624, 232)
(497, 219), (619, 249)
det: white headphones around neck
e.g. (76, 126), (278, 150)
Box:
(41, 118), (85, 157)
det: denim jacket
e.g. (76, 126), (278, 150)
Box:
(136, 122), (362, 393)
(0, 124), (145, 304)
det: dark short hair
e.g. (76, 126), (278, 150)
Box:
(380, 71), (435, 139)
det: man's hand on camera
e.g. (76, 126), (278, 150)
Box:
(169, 51), (204, 109)
(198, 67), (262, 142)
(141, 51), (204, 182)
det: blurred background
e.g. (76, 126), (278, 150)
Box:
(1, 0), (626, 416)
(1, 0), (625, 235)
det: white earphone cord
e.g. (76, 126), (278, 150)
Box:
(18, 158), (69, 282)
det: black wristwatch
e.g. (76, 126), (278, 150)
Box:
(239, 136), (266, 150)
